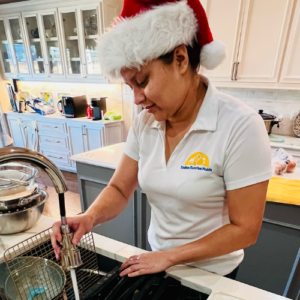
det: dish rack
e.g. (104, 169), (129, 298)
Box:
(4, 227), (101, 300)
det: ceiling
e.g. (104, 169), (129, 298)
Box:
(0, 0), (26, 4)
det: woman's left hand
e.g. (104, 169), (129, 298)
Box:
(119, 251), (173, 277)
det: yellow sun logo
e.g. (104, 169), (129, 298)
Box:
(185, 152), (210, 167)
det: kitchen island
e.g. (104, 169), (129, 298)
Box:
(71, 141), (300, 299)
(0, 215), (292, 300)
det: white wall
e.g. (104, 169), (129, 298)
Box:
(218, 88), (300, 137)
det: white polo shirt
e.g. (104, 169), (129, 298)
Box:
(124, 76), (272, 276)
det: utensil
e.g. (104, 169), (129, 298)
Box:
(5, 256), (66, 300)
(80, 268), (107, 276)
(0, 190), (47, 234)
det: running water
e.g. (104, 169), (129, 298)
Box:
(70, 269), (80, 300)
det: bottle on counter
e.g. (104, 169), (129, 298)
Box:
(87, 101), (93, 119)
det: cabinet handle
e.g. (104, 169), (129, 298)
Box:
(48, 155), (63, 159)
(234, 62), (239, 81)
(43, 125), (58, 129)
(45, 139), (60, 144)
(231, 63), (237, 81)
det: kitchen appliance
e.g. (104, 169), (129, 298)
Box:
(3, 227), (209, 300)
(57, 95), (87, 118)
(90, 98), (107, 121)
(258, 110), (282, 135)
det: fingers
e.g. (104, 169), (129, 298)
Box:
(51, 221), (62, 260)
(72, 226), (86, 245)
(120, 264), (143, 277)
(120, 256), (141, 271)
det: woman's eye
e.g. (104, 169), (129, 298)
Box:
(137, 78), (148, 87)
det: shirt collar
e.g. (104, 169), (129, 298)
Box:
(150, 76), (219, 131)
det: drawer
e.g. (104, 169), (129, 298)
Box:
(39, 134), (69, 150)
(40, 149), (71, 166)
(38, 121), (66, 134)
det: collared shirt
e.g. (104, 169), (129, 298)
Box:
(124, 76), (272, 275)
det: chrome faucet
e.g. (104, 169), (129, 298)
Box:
(0, 147), (83, 270)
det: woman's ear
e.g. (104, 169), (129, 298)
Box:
(174, 45), (189, 74)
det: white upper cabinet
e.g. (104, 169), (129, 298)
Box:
(4, 14), (32, 78)
(201, 0), (246, 82)
(236, 0), (294, 83)
(280, 0), (300, 84)
(22, 13), (47, 78)
(77, 4), (102, 78)
(0, 18), (15, 77)
(0, 0), (122, 82)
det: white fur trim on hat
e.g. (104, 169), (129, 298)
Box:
(97, 0), (198, 80)
(200, 40), (227, 70)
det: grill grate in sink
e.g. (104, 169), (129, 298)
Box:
(4, 227), (101, 300)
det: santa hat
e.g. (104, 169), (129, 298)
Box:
(98, 0), (227, 80)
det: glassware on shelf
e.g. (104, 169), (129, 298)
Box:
(9, 18), (29, 74)
(25, 16), (44, 74)
(84, 13), (97, 35)
(0, 20), (14, 73)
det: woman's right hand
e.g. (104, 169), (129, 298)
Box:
(51, 214), (94, 260)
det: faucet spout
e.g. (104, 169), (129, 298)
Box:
(0, 147), (68, 193)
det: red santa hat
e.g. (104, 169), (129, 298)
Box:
(98, 0), (227, 80)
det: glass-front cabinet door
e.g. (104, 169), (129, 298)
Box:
(6, 15), (30, 76)
(0, 19), (15, 76)
(59, 8), (83, 77)
(39, 11), (64, 77)
(22, 13), (46, 77)
(78, 5), (102, 77)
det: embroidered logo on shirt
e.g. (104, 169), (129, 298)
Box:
(181, 152), (212, 171)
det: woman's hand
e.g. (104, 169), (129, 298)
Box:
(51, 214), (94, 260)
(119, 251), (173, 277)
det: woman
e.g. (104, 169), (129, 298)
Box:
(51, 0), (271, 279)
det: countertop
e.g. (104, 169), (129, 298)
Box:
(270, 134), (300, 152)
(71, 142), (126, 169)
(5, 111), (123, 125)
(0, 216), (290, 300)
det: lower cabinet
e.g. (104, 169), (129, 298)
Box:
(5, 112), (123, 172)
(76, 162), (151, 249)
(237, 202), (300, 299)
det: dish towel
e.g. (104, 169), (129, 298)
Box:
(267, 177), (300, 205)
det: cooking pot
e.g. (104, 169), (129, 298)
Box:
(258, 110), (282, 135)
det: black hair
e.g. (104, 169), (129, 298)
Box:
(157, 38), (201, 72)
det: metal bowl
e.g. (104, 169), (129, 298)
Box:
(5, 257), (66, 300)
(0, 163), (38, 197)
(0, 190), (48, 235)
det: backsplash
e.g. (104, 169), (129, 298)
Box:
(16, 81), (123, 115)
(218, 88), (300, 137)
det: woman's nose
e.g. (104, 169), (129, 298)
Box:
(133, 87), (146, 106)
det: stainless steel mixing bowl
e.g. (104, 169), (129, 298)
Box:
(0, 190), (48, 235)
(5, 257), (66, 300)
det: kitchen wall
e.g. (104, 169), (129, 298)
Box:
(218, 88), (300, 137)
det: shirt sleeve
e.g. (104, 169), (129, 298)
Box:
(124, 116), (140, 162)
(224, 113), (272, 191)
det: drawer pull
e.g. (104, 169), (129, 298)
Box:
(45, 139), (60, 144)
(43, 125), (59, 129)
(48, 155), (63, 160)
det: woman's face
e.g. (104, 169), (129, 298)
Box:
(121, 46), (192, 122)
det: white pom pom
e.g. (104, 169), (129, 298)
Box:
(200, 40), (227, 70)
